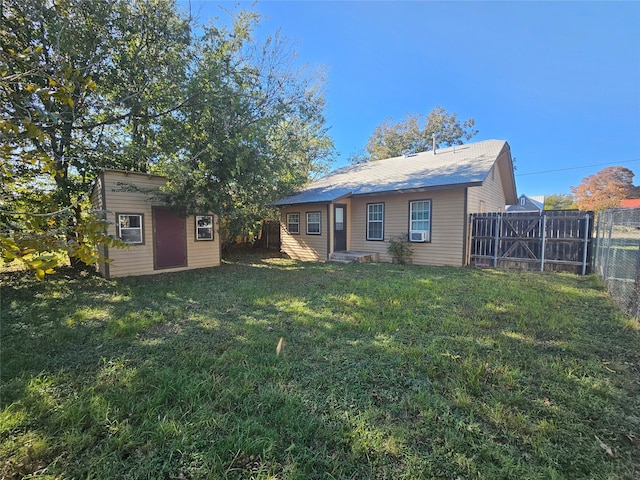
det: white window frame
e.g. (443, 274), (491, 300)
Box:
(118, 213), (143, 244)
(286, 213), (300, 234)
(306, 211), (321, 235)
(367, 203), (384, 241)
(409, 200), (431, 242)
(195, 215), (214, 241)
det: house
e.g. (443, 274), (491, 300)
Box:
(273, 139), (517, 266)
(91, 170), (221, 278)
(507, 194), (545, 213)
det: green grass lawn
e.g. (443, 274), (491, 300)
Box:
(1, 255), (639, 479)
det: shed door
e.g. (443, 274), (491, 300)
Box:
(334, 204), (347, 252)
(153, 207), (187, 269)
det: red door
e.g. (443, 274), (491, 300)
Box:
(153, 207), (187, 269)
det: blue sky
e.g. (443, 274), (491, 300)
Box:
(187, 1), (640, 197)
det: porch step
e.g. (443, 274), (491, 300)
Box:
(329, 251), (380, 264)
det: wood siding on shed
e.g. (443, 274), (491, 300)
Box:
(92, 170), (220, 278)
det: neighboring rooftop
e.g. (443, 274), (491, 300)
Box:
(507, 194), (545, 212)
(274, 139), (514, 206)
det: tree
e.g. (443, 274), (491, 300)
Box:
(544, 194), (577, 210)
(349, 105), (478, 163)
(1, 1), (334, 276)
(570, 166), (636, 212)
(154, 11), (334, 245)
(1, 0), (193, 276)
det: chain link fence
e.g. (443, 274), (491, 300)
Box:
(592, 208), (640, 320)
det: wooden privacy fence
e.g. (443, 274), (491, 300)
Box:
(468, 210), (594, 274)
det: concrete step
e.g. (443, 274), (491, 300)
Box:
(329, 251), (379, 263)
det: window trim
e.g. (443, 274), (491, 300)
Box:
(195, 214), (214, 241)
(306, 211), (321, 235)
(408, 199), (432, 243)
(117, 213), (144, 245)
(286, 212), (300, 235)
(366, 202), (385, 241)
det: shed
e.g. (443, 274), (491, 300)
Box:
(91, 170), (220, 278)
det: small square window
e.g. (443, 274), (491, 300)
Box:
(286, 213), (300, 234)
(307, 212), (321, 235)
(118, 214), (143, 244)
(196, 215), (214, 240)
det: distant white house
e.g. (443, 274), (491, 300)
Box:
(507, 194), (544, 213)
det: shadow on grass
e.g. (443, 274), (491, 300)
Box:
(1, 256), (639, 479)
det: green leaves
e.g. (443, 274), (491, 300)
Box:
(350, 106), (479, 163)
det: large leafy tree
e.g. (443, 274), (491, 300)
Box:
(1, 0), (192, 275)
(1, 1), (333, 275)
(349, 105), (478, 163)
(570, 166), (636, 212)
(155, 11), (334, 243)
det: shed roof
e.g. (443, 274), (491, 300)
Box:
(274, 139), (515, 206)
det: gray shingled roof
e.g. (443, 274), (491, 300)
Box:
(274, 139), (511, 206)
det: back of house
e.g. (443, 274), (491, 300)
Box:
(273, 139), (517, 267)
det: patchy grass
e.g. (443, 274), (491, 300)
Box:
(1, 255), (639, 479)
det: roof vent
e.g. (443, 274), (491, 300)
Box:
(432, 133), (436, 155)
(403, 150), (417, 158)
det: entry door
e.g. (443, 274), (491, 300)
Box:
(334, 204), (347, 252)
(153, 207), (187, 269)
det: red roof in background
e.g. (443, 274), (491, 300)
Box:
(621, 199), (640, 208)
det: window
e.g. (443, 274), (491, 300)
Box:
(306, 211), (321, 234)
(286, 213), (300, 234)
(196, 215), (214, 240)
(409, 200), (431, 242)
(118, 214), (143, 244)
(367, 203), (384, 240)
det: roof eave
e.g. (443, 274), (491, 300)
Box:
(351, 181), (483, 198)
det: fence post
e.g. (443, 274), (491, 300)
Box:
(581, 213), (590, 276)
(540, 213), (546, 272)
(493, 214), (500, 268)
(603, 211), (613, 281)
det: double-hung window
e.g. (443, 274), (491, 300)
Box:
(409, 200), (431, 242)
(196, 215), (214, 240)
(118, 214), (143, 244)
(306, 212), (321, 234)
(286, 213), (300, 234)
(367, 203), (384, 241)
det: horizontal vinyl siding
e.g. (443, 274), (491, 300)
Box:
(280, 204), (328, 261)
(467, 162), (507, 214)
(349, 189), (467, 266)
(97, 171), (220, 278)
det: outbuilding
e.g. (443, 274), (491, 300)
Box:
(91, 169), (220, 278)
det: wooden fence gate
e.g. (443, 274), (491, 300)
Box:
(468, 211), (594, 274)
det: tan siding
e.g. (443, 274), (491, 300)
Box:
(467, 155), (509, 214)
(94, 170), (220, 278)
(349, 189), (467, 266)
(280, 204), (329, 261)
